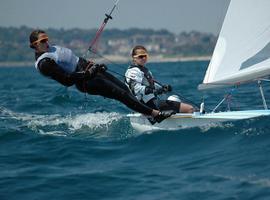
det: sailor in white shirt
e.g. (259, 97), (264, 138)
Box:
(125, 45), (194, 113)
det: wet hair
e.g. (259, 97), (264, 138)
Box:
(131, 45), (148, 57)
(29, 29), (46, 49)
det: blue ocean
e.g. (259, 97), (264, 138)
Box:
(1, 61), (270, 200)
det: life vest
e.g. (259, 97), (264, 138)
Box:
(125, 64), (156, 103)
(35, 45), (79, 73)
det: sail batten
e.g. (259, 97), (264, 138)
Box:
(199, 0), (270, 90)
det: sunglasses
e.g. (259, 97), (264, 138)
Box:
(135, 55), (147, 59)
(39, 39), (48, 44)
(31, 37), (49, 46)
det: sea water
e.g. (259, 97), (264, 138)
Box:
(1, 61), (270, 200)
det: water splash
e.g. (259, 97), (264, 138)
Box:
(67, 112), (122, 130)
(0, 106), (124, 137)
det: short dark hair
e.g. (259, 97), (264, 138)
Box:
(29, 29), (46, 49)
(131, 45), (147, 57)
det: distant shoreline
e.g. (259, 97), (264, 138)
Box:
(0, 55), (211, 67)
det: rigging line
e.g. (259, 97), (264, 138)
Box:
(212, 89), (235, 113)
(87, 49), (134, 81)
(81, 0), (119, 103)
(88, 48), (128, 70)
(85, 0), (120, 56)
(87, 49), (146, 82)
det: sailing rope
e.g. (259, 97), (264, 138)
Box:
(81, 0), (119, 61)
(82, 0), (120, 104)
(87, 0), (119, 56)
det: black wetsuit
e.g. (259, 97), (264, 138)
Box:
(36, 55), (154, 116)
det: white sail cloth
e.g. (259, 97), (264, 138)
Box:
(199, 0), (270, 90)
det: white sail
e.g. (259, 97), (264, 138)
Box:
(199, 0), (270, 90)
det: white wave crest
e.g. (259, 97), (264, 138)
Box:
(67, 112), (122, 130)
(216, 174), (270, 188)
(1, 106), (123, 134)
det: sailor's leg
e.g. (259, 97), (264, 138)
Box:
(84, 73), (154, 116)
(157, 100), (194, 113)
(179, 103), (194, 113)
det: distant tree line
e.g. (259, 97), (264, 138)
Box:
(0, 26), (217, 62)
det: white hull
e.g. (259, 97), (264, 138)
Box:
(127, 110), (270, 133)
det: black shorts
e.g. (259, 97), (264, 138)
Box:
(146, 98), (180, 113)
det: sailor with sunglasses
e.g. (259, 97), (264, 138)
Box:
(29, 30), (174, 123)
(125, 45), (194, 113)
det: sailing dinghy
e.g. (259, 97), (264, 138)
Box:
(128, 0), (270, 132)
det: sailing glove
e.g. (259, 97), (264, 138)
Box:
(145, 86), (164, 95)
(84, 64), (107, 79)
(145, 85), (172, 95)
(162, 84), (172, 92)
(154, 87), (165, 95)
(84, 64), (98, 79)
(96, 64), (107, 73)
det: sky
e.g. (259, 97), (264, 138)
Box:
(0, 0), (230, 35)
